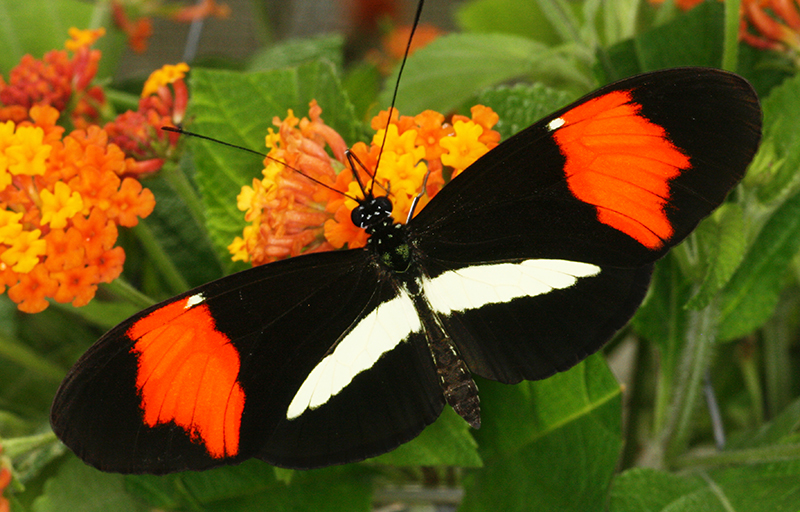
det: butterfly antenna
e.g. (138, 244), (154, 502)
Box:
(406, 166), (432, 224)
(370, 0), (426, 198)
(162, 126), (361, 202)
(345, 149), (391, 201)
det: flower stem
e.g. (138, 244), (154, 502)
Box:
(762, 296), (796, 418)
(103, 89), (141, 112)
(673, 443), (800, 470)
(663, 298), (720, 464)
(160, 158), (207, 233)
(100, 278), (156, 310)
(722, 0), (741, 72)
(652, 267), (684, 437)
(132, 221), (190, 295)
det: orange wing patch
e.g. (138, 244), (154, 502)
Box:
(551, 90), (691, 250)
(128, 296), (245, 459)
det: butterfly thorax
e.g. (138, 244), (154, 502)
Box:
(356, 196), (413, 273)
(356, 196), (482, 429)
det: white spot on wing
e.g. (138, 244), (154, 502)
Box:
(286, 291), (421, 419)
(547, 117), (565, 131)
(422, 259), (600, 314)
(184, 293), (205, 309)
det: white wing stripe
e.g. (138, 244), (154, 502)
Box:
(286, 259), (599, 419)
(422, 259), (601, 315)
(287, 291), (421, 419)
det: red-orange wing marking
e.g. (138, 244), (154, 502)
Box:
(552, 90), (691, 250)
(128, 297), (245, 459)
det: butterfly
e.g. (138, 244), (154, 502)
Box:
(50, 66), (761, 474)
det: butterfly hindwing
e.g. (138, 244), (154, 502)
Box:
(51, 249), (444, 472)
(416, 259), (653, 383)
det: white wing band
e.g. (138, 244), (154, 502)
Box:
(286, 258), (600, 419)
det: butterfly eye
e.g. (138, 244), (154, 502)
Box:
(351, 196), (393, 228)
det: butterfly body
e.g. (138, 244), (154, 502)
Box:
(51, 68), (762, 473)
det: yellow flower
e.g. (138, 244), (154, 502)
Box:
(65, 27), (106, 51)
(0, 164), (10, 190)
(40, 182), (85, 229)
(236, 181), (257, 213)
(228, 235), (249, 262)
(264, 131), (281, 150)
(440, 120), (490, 173)
(1, 229), (46, 273)
(0, 210), (23, 243)
(374, 124), (419, 156)
(141, 63), (190, 97)
(5, 126), (51, 176)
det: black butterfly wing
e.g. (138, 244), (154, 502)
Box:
(51, 249), (444, 473)
(408, 68), (761, 383)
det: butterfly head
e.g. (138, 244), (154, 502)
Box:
(351, 195), (393, 230)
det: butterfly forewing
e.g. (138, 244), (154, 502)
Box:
(411, 68), (761, 267)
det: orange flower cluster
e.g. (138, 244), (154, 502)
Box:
(740, 0), (800, 60)
(229, 101), (500, 266)
(0, 28), (106, 129)
(105, 63), (188, 176)
(0, 105), (155, 313)
(0, 28), (187, 177)
(0, 27), (197, 312)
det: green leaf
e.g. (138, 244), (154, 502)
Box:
(718, 189), (800, 341)
(0, 0), (93, 74)
(140, 165), (225, 291)
(342, 62), (382, 124)
(188, 62), (360, 267)
(33, 457), (144, 512)
(707, 461), (800, 511)
(598, 0), (645, 46)
(127, 461), (372, 511)
(0, 0), (125, 78)
(609, 468), (716, 512)
(371, 407), (481, 467)
(477, 82), (573, 140)
(460, 354), (622, 512)
(685, 204), (747, 310)
(602, 1), (724, 81)
(749, 71), (800, 204)
(735, 43), (794, 100)
(631, 255), (692, 352)
(730, 395), (800, 450)
(634, 1), (723, 69)
(610, 462), (800, 512)
(455, 0), (562, 45)
(248, 34), (345, 72)
(380, 33), (590, 115)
